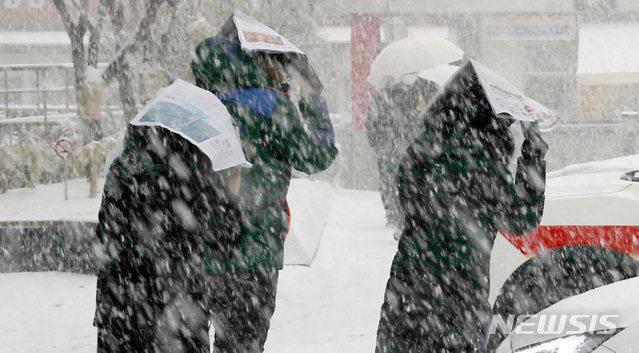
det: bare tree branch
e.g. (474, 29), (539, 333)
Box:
(70, 0), (83, 14)
(71, 0), (102, 35)
(76, 0), (89, 38)
(52, 0), (76, 37)
(102, 0), (168, 84)
(88, 0), (109, 67)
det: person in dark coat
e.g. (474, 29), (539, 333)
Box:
(190, 35), (338, 353)
(94, 124), (243, 353)
(365, 78), (440, 231)
(375, 63), (548, 352)
(94, 35), (336, 353)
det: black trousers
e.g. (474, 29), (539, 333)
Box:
(375, 153), (403, 227)
(95, 270), (279, 353)
(95, 273), (210, 353)
(375, 231), (492, 353)
(208, 270), (279, 353)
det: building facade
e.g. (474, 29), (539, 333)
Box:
(3, 0), (638, 123)
(311, 0), (639, 125)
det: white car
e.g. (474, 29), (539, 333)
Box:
(495, 275), (639, 353)
(488, 162), (639, 351)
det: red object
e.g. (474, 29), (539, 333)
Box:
(0, 1), (63, 31)
(269, 87), (289, 95)
(283, 198), (291, 240)
(54, 139), (74, 159)
(501, 225), (639, 257)
(243, 30), (284, 45)
(350, 14), (380, 129)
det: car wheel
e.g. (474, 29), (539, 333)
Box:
(486, 245), (639, 351)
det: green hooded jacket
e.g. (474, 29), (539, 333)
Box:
(191, 36), (338, 273)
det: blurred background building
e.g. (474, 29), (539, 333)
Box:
(2, 0), (639, 187)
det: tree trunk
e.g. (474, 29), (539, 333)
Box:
(88, 149), (99, 199)
(117, 59), (138, 122)
(30, 154), (40, 187)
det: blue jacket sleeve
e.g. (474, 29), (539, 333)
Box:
(283, 93), (338, 174)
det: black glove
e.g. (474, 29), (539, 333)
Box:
(298, 93), (335, 147)
(520, 121), (548, 161)
(299, 93), (329, 119)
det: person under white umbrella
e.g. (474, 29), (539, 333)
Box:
(367, 36), (464, 89)
(365, 36), (463, 236)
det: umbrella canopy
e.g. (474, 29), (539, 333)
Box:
(367, 36), (464, 88)
(418, 64), (460, 87)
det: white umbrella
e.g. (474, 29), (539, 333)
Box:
(367, 36), (464, 88)
(418, 64), (461, 87)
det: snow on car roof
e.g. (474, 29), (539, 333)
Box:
(548, 154), (639, 179)
(545, 155), (639, 198)
(545, 172), (633, 199)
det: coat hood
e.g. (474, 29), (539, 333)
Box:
(191, 36), (280, 93)
(419, 62), (516, 161)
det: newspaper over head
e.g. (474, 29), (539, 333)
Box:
(468, 59), (561, 132)
(130, 79), (250, 172)
(229, 10), (304, 55)
(220, 10), (323, 93)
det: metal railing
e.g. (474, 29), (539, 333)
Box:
(0, 63), (77, 122)
(0, 63), (125, 123)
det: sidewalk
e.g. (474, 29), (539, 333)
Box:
(0, 183), (399, 353)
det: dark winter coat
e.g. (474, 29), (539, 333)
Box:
(95, 124), (242, 276)
(191, 36), (338, 273)
(365, 78), (440, 155)
(376, 63), (546, 352)
(365, 78), (440, 225)
(94, 125), (242, 352)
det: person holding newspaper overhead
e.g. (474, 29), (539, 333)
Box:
(374, 60), (552, 353)
(93, 11), (336, 353)
(365, 77), (441, 238)
(93, 109), (245, 353)
(189, 11), (337, 353)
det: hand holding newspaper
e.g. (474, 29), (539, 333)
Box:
(469, 59), (561, 132)
(220, 10), (324, 93)
(130, 79), (250, 172)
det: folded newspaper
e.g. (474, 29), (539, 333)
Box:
(437, 59), (561, 132)
(219, 10), (324, 93)
(130, 79), (250, 171)
(229, 10), (305, 55)
(468, 59), (561, 132)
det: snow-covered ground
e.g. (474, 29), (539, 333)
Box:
(3, 153), (639, 353)
(0, 178), (398, 353)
